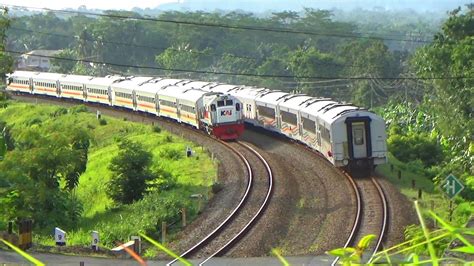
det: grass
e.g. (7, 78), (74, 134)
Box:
(0, 101), (217, 248)
(377, 153), (471, 226)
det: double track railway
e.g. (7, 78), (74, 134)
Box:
(167, 141), (274, 265)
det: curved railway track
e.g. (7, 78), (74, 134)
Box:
(10, 93), (274, 262)
(167, 141), (273, 265)
(332, 174), (388, 265)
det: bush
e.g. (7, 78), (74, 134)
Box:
(152, 125), (161, 133)
(70, 105), (88, 114)
(106, 140), (154, 204)
(50, 107), (68, 117)
(159, 147), (182, 160)
(25, 117), (42, 127)
(388, 131), (444, 168)
(99, 118), (107, 126)
(211, 182), (223, 194)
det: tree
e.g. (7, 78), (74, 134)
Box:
(106, 140), (154, 204)
(0, 125), (89, 227)
(0, 7), (13, 78)
(411, 5), (473, 173)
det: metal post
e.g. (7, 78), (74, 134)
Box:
(418, 189), (422, 199)
(182, 208), (187, 227)
(8, 221), (12, 234)
(161, 222), (167, 243)
(449, 201), (453, 222)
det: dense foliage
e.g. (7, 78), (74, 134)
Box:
(0, 119), (89, 228)
(106, 140), (155, 204)
(5, 8), (416, 106)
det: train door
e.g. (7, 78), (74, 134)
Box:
(29, 78), (33, 93)
(56, 81), (61, 97)
(82, 84), (87, 100)
(154, 93), (160, 113)
(107, 86), (112, 105)
(352, 122), (367, 158)
(132, 90), (137, 110)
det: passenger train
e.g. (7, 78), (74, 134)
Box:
(6, 71), (387, 173)
(6, 71), (245, 140)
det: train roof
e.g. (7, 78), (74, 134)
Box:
(111, 76), (154, 89)
(205, 84), (240, 94)
(231, 87), (269, 99)
(159, 85), (209, 102)
(255, 90), (290, 106)
(278, 95), (314, 111)
(181, 81), (216, 90)
(9, 71), (39, 79)
(29, 72), (64, 81)
(139, 78), (186, 91)
(85, 75), (123, 86)
(58, 74), (95, 84)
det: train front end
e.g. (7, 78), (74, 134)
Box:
(201, 93), (245, 140)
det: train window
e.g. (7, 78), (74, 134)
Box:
(217, 100), (224, 107)
(210, 104), (216, 111)
(236, 103), (240, 111)
(181, 105), (195, 113)
(354, 128), (364, 145)
(226, 100), (233, 106)
(302, 117), (316, 133)
(257, 105), (275, 118)
(321, 125), (331, 142)
(281, 111), (297, 125)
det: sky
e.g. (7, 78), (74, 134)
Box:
(0, 0), (180, 10)
(0, 0), (468, 12)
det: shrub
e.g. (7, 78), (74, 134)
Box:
(25, 117), (42, 126)
(165, 135), (173, 143)
(99, 118), (107, 126)
(211, 182), (223, 194)
(50, 107), (68, 117)
(70, 105), (88, 114)
(388, 131), (444, 168)
(106, 140), (154, 204)
(152, 125), (161, 133)
(160, 147), (182, 160)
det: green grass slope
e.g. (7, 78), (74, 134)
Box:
(0, 102), (216, 247)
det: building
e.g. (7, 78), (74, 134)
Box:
(16, 50), (62, 71)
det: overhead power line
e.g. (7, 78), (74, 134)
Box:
(5, 49), (472, 81)
(3, 4), (433, 44)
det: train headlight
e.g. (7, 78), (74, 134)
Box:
(343, 159), (349, 166)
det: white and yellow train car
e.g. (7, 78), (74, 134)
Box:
(277, 95), (314, 140)
(58, 74), (92, 100)
(31, 72), (63, 97)
(6, 71), (36, 94)
(84, 76), (122, 105)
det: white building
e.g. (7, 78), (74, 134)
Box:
(17, 50), (62, 71)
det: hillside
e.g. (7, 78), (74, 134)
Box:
(0, 101), (216, 247)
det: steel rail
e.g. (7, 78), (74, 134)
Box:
(331, 171), (362, 266)
(368, 176), (388, 262)
(166, 140), (254, 265)
(198, 142), (274, 265)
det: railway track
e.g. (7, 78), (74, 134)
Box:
(10, 93), (275, 262)
(167, 141), (273, 265)
(332, 174), (388, 265)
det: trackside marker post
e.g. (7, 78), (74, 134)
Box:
(440, 174), (464, 222)
(54, 227), (66, 246)
(91, 231), (99, 251)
